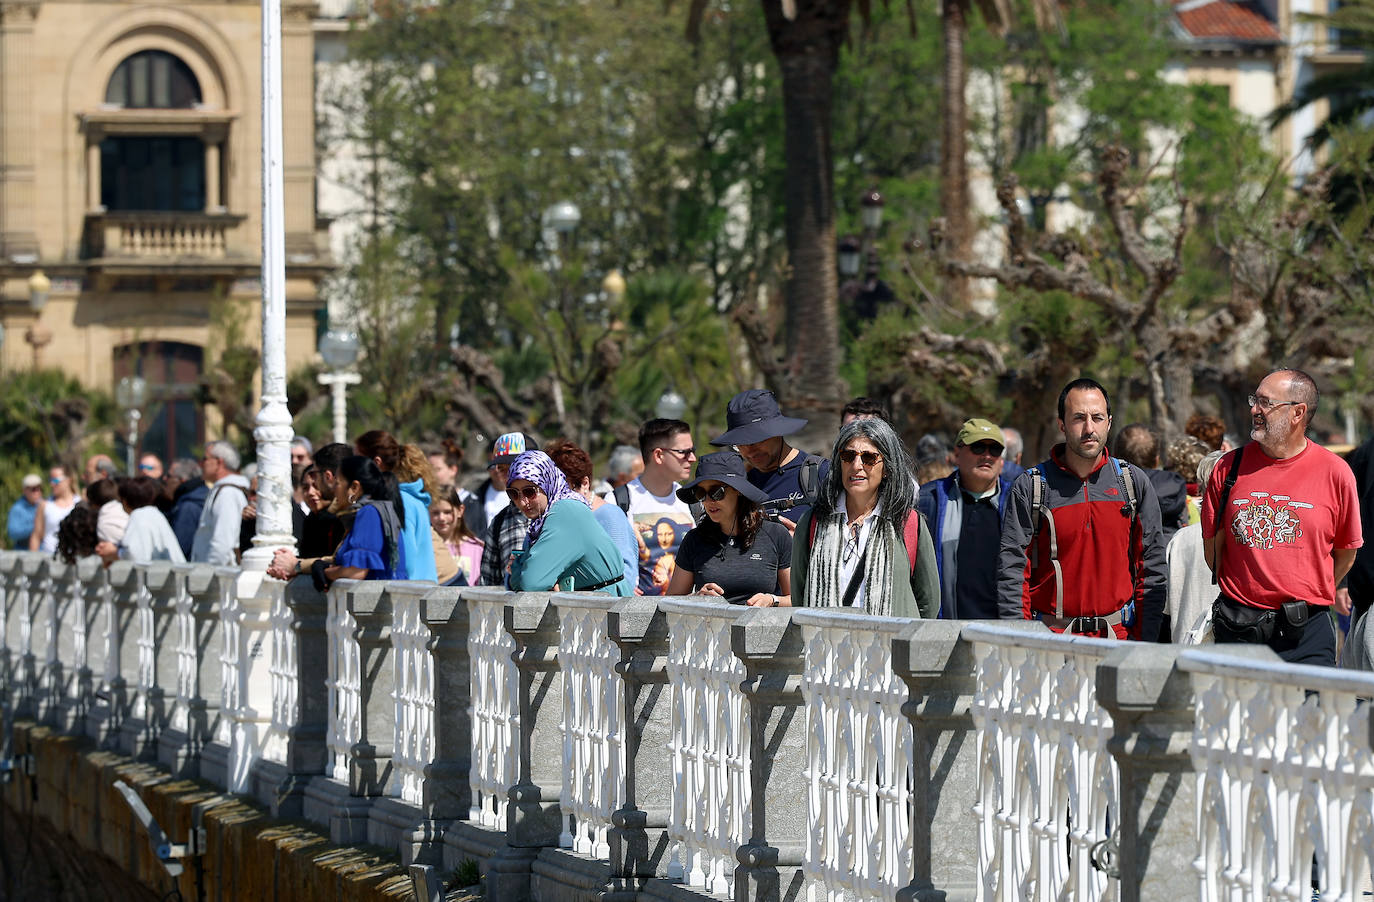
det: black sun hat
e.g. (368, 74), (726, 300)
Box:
(708, 389), (808, 447)
(675, 451), (769, 505)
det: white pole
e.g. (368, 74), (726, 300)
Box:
(244, 0), (295, 569)
(318, 371), (362, 444)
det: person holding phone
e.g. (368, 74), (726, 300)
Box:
(666, 451), (792, 606)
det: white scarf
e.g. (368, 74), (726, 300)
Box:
(806, 506), (896, 617)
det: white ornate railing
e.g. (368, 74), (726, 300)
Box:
(661, 600), (750, 895)
(796, 610), (914, 902)
(467, 590), (519, 830)
(391, 585), (434, 807)
(7, 550), (1374, 902)
(554, 594), (623, 858)
(966, 623), (1119, 902)
(1180, 648), (1374, 902)
(326, 582), (362, 783)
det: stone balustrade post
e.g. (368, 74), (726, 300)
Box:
(388, 585), (472, 865)
(264, 575), (329, 817)
(17, 553), (49, 719)
(44, 557), (76, 728)
(158, 565), (232, 778)
(478, 591), (560, 901)
(119, 563), (182, 759)
(892, 620), (1031, 901)
(1097, 643), (1201, 902)
(0, 554), (20, 698)
(62, 557), (105, 734)
(605, 597), (670, 897)
(729, 607), (806, 902)
(101, 561), (142, 749)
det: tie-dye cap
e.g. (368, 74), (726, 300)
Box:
(490, 431), (537, 465)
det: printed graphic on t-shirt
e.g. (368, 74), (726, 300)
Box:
(633, 513), (694, 595)
(1230, 493), (1309, 550)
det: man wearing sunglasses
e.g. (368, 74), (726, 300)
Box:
(1202, 369), (1361, 666)
(918, 419), (1014, 619)
(623, 418), (697, 595)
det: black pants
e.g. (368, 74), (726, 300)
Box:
(1214, 598), (1336, 667)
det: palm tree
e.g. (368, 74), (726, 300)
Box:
(1268, 0), (1374, 150)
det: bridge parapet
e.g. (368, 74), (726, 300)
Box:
(3, 550), (1374, 902)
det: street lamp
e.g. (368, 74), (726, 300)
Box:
(545, 201), (582, 236)
(115, 375), (148, 475)
(860, 188), (885, 231)
(656, 388), (687, 421)
(317, 329), (361, 444)
(838, 189), (892, 321)
(601, 268), (626, 303)
(837, 236), (862, 279)
(25, 269), (51, 369)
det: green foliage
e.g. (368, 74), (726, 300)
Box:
(452, 858), (480, 888)
(0, 369), (114, 532)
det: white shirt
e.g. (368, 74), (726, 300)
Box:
(120, 506), (186, 564)
(483, 482), (510, 528)
(623, 478), (694, 594)
(837, 497), (882, 609)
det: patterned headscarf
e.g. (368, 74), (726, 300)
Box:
(508, 450), (588, 545)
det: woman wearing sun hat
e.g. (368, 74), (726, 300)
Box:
(505, 450), (632, 595)
(665, 451), (792, 606)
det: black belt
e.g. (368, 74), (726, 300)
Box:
(577, 573), (625, 592)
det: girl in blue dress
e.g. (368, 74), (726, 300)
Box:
(313, 456), (408, 588)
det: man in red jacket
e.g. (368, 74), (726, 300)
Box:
(1203, 368), (1361, 665)
(998, 378), (1167, 640)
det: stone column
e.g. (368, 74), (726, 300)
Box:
(486, 592), (561, 902)
(267, 575), (329, 818)
(119, 563), (181, 760)
(86, 136), (104, 213)
(0, 1), (40, 259)
(48, 558), (80, 729)
(63, 557), (106, 734)
(349, 583), (396, 797)
(103, 562), (141, 749)
(605, 598), (670, 898)
(0, 554), (20, 696)
(18, 553), (48, 719)
(730, 607), (807, 902)
(27, 555), (55, 725)
(158, 565), (231, 778)
(1097, 644), (1201, 902)
(203, 139), (222, 213)
(891, 620), (1003, 902)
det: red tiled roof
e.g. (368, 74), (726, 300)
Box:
(1174, 0), (1281, 42)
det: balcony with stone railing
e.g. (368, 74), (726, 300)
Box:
(83, 211), (248, 262)
(1, 549), (1372, 901)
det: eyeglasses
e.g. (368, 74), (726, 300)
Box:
(691, 485), (729, 503)
(138, 463), (156, 472)
(506, 485), (541, 502)
(661, 447), (696, 460)
(963, 441), (1003, 457)
(839, 449), (884, 467)
(1248, 394), (1300, 412)
(49, 476), (63, 485)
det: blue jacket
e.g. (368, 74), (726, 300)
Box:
(398, 478), (437, 582)
(916, 471), (1013, 618)
(169, 480), (209, 560)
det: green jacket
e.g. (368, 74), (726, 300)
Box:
(509, 499), (633, 596)
(790, 508), (940, 618)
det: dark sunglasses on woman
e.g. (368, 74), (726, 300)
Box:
(691, 485), (729, 503)
(839, 449), (883, 467)
(506, 485), (541, 502)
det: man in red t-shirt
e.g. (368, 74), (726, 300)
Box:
(1202, 369), (1362, 665)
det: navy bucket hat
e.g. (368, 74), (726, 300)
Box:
(708, 389), (808, 447)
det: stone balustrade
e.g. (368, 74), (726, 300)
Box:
(2, 549), (1373, 902)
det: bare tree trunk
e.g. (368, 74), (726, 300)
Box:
(941, 0), (972, 305)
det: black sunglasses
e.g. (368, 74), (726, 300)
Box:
(691, 484), (729, 503)
(965, 441), (1003, 457)
(505, 485), (541, 502)
(839, 449), (883, 467)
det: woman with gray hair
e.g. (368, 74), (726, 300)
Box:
(791, 418), (939, 617)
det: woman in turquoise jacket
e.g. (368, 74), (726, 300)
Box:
(505, 450), (632, 596)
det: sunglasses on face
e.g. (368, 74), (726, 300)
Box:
(839, 449), (883, 467)
(506, 485), (541, 502)
(138, 464), (156, 472)
(964, 441), (1002, 457)
(49, 477), (63, 485)
(691, 484), (729, 503)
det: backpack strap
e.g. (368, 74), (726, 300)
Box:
(1212, 445), (1245, 586)
(613, 483), (630, 514)
(798, 456), (822, 506)
(1112, 457), (1138, 523)
(1024, 466), (1063, 619)
(902, 509), (920, 575)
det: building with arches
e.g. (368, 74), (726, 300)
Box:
(0, 0), (329, 459)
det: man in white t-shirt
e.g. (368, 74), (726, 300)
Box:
(625, 418), (697, 595)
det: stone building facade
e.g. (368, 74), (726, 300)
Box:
(0, 0), (329, 461)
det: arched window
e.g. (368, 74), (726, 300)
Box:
(104, 50), (201, 109)
(114, 341), (205, 463)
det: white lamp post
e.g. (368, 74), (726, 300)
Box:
(25, 270), (51, 369)
(115, 375), (148, 474)
(317, 329), (361, 444)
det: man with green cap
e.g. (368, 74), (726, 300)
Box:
(917, 418), (1014, 618)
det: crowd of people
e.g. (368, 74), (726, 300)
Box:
(10, 366), (1367, 668)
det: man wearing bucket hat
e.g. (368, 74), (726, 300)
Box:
(665, 451), (793, 606)
(917, 418), (1014, 619)
(709, 389), (831, 532)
